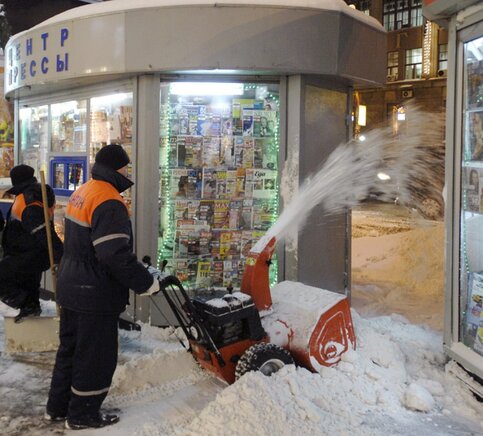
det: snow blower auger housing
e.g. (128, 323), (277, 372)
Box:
(159, 236), (356, 384)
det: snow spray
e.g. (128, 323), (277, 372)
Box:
(253, 106), (444, 252)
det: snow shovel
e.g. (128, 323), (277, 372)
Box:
(3, 171), (60, 353)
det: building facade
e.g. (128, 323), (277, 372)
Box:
(345, 0), (447, 127)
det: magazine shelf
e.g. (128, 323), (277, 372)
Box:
(158, 82), (280, 290)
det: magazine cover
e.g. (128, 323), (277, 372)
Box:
(225, 170), (238, 199)
(241, 230), (265, 257)
(251, 169), (277, 199)
(228, 200), (243, 229)
(202, 136), (221, 167)
(211, 260), (224, 287)
(232, 99), (255, 119)
(202, 168), (218, 199)
(256, 137), (278, 170)
(210, 230), (221, 258)
(253, 199), (276, 230)
(168, 136), (178, 167)
(222, 118), (233, 135)
(175, 221), (210, 257)
(199, 230), (212, 256)
(197, 115), (221, 137)
(184, 136), (203, 168)
(196, 261), (212, 288)
(464, 167), (481, 212)
(242, 109), (254, 137)
(466, 272), (483, 340)
(216, 170), (228, 199)
(213, 200), (230, 229)
(221, 231), (242, 258)
(174, 199), (200, 221)
(198, 200), (215, 226)
(171, 169), (200, 199)
(170, 258), (198, 286)
(220, 136), (234, 167)
(223, 259), (239, 287)
(253, 110), (277, 137)
(241, 198), (253, 230)
(235, 138), (255, 168)
(235, 169), (247, 198)
(467, 111), (483, 161)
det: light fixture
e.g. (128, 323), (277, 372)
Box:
(358, 105), (367, 126)
(359, 135), (366, 142)
(170, 82), (244, 96)
(377, 172), (391, 181)
(91, 92), (132, 107)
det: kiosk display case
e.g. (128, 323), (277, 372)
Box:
(159, 82), (280, 289)
(423, 0), (483, 383)
(459, 35), (483, 359)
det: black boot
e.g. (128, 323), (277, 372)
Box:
(65, 413), (120, 430)
(14, 301), (41, 323)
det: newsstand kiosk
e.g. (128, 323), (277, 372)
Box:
(4, 0), (386, 326)
(424, 0), (483, 389)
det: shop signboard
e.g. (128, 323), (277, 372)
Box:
(4, 12), (125, 94)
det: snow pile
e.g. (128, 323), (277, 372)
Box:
(352, 213), (445, 331)
(404, 383), (435, 412)
(172, 311), (482, 436)
(111, 325), (202, 395)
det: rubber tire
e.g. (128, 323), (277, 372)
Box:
(235, 343), (294, 380)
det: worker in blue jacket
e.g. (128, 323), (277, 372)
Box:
(46, 144), (159, 430)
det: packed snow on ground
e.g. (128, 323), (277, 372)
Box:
(1, 206), (482, 435)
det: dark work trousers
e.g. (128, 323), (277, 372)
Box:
(0, 255), (42, 309)
(46, 308), (119, 420)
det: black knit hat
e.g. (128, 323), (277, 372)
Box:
(6, 164), (36, 194)
(95, 144), (130, 171)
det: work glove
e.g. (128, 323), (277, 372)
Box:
(140, 278), (161, 296)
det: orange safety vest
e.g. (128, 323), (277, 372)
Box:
(65, 179), (129, 227)
(11, 193), (53, 222)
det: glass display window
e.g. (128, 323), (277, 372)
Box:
(51, 100), (87, 152)
(460, 35), (483, 356)
(159, 81), (280, 290)
(19, 105), (49, 178)
(90, 92), (134, 208)
(90, 92), (133, 161)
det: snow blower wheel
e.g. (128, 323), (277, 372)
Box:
(235, 343), (294, 379)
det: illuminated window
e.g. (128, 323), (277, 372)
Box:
(345, 1), (371, 15)
(405, 48), (422, 79)
(383, 0), (422, 31)
(438, 44), (448, 72)
(387, 51), (399, 79)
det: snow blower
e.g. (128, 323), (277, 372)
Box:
(158, 236), (356, 384)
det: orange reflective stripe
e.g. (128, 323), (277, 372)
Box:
(65, 179), (128, 227)
(11, 194), (26, 221)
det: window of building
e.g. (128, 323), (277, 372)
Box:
(438, 43), (448, 72)
(346, 0), (371, 15)
(405, 48), (422, 79)
(383, 0), (423, 31)
(387, 51), (399, 80)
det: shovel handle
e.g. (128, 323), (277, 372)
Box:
(39, 171), (59, 315)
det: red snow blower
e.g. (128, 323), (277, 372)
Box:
(159, 237), (356, 384)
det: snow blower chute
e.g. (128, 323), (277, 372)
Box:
(159, 236), (356, 384)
